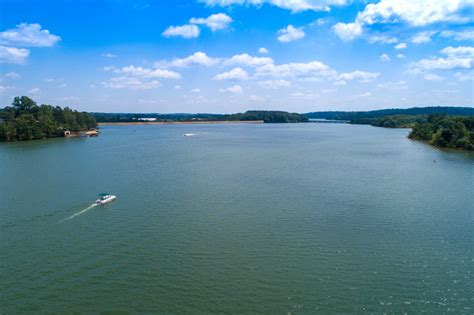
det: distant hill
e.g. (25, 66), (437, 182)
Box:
(305, 107), (474, 122)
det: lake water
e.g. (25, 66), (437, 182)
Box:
(1, 123), (473, 313)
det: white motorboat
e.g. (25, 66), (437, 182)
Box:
(96, 193), (117, 204)
(183, 133), (195, 137)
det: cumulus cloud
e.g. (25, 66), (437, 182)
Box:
(112, 65), (181, 79)
(162, 24), (200, 38)
(4, 72), (21, 80)
(224, 53), (273, 67)
(332, 0), (474, 40)
(102, 76), (161, 89)
(256, 60), (336, 78)
(424, 73), (444, 81)
(380, 53), (390, 62)
(441, 46), (474, 58)
(332, 22), (362, 41)
(0, 45), (29, 64)
(191, 88), (201, 93)
(189, 13), (232, 31)
(277, 25), (305, 42)
(396, 53), (406, 59)
(213, 67), (248, 80)
(219, 84), (243, 93)
(368, 35), (398, 44)
(28, 87), (40, 94)
(357, 92), (371, 97)
(199, 0), (349, 13)
(395, 42), (407, 50)
(410, 46), (474, 73)
(454, 71), (474, 81)
(258, 47), (269, 54)
(170, 51), (220, 67)
(411, 31), (436, 44)
(440, 29), (474, 41)
(257, 79), (292, 89)
(0, 23), (60, 47)
(338, 70), (380, 81)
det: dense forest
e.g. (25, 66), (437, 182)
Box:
(93, 110), (307, 123)
(409, 114), (474, 151)
(306, 107), (474, 125)
(0, 96), (97, 142)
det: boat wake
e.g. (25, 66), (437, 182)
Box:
(59, 203), (98, 223)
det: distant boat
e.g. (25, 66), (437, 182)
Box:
(95, 193), (117, 204)
(183, 133), (196, 137)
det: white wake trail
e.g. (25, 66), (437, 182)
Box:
(60, 203), (98, 223)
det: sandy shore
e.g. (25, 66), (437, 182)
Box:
(99, 120), (264, 126)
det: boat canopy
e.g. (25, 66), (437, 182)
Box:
(98, 193), (110, 196)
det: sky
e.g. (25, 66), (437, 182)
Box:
(0, 0), (473, 113)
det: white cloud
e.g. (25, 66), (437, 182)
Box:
(175, 85), (182, 89)
(441, 46), (474, 58)
(257, 79), (292, 89)
(357, 0), (473, 26)
(258, 47), (269, 54)
(256, 60), (336, 78)
(332, 0), (474, 40)
(277, 25), (305, 43)
(411, 31), (436, 44)
(454, 71), (474, 81)
(102, 53), (117, 58)
(170, 51), (220, 67)
(396, 53), (406, 59)
(0, 23), (60, 47)
(102, 77), (161, 89)
(0, 45), (29, 64)
(58, 83), (67, 88)
(189, 13), (232, 31)
(213, 67), (248, 80)
(112, 65), (181, 79)
(162, 24), (200, 38)
(424, 73), (444, 81)
(410, 58), (471, 72)
(380, 53), (390, 62)
(440, 29), (474, 41)
(377, 80), (407, 89)
(199, 0), (349, 13)
(332, 22), (362, 41)
(28, 87), (40, 94)
(4, 72), (20, 80)
(191, 88), (201, 93)
(219, 84), (243, 93)
(357, 92), (371, 97)
(395, 42), (407, 50)
(410, 46), (474, 73)
(338, 70), (380, 81)
(225, 53), (273, 67)
(0, 85), (12, 93)
(368, 35), (398, 44)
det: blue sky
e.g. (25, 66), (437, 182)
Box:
(0, 0), (473, 113)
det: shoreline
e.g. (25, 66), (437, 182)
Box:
(98, 120), (264, 126)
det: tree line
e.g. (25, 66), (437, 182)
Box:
(409, 114), (474, 151)
(0, 96), (97, 142)
(93, 110), (308, 123)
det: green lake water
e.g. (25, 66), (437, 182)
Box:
(1, 123), (473, 313)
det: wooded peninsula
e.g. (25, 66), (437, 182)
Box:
(0, 96), (97, 142)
